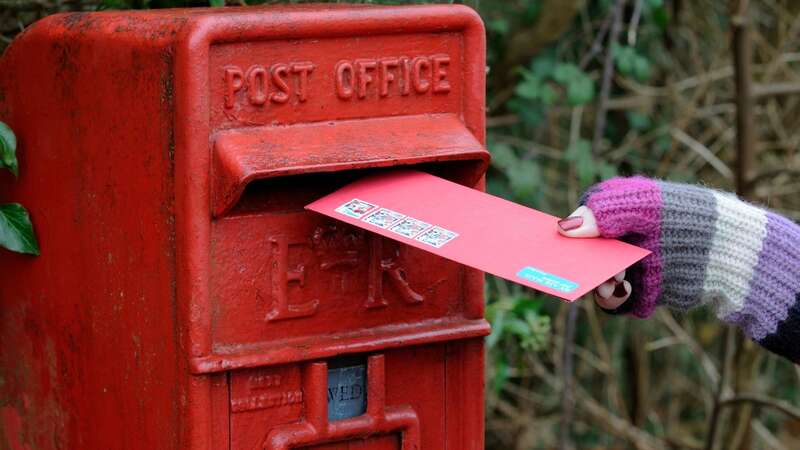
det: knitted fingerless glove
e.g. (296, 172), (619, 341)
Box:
(582, 176), (800, 363)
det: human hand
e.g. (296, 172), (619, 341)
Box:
(552, 177), (664, 318)
(556, 206), (632, 310)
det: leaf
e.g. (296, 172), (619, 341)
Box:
(651, 6), (670, 29)
(487, 308), (506, 348)
(565, 139), (596, 186)
(632, 55), (651, 82)
(530, 54), (556, 78)
(626, 111), (652, 131)
(487, 18), (510, 36)
(507, 160), (541, 200)
(0, 122), (18, 177)
(553, 63), (580, 84)
(566, 76), (595, 105)
(614, 46), (651, 82)
(489, 143), (518, 170)
(492, 357), (509, 394)
(514, 77), (541, 100)
(613, 45), (635, 76)
(209, 0), (225, 6)
(523, 0), (541, 24)
(0, 203), (39, 255)
(507, 98), (545, 127)
(655, 133), (672, 152)
(598, 161), (618, 179)
(511, 298), (540, 316)
(506, 318), (531, 337)
(564, 139), (591, 162)
(539, 84), (558, 106)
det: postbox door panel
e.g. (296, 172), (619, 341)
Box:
(228, 344), (453, 449)
(210, 211), (465, 348)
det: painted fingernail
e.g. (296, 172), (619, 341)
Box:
(558, 216), (584, 231)
(613, 282), (628, 298)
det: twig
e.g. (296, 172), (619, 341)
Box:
(627, 0), (644, 46)
(530, 358), (668, 450)
(559, 302), (579, 450)
(705, 325), (737, 450)
(559, 104), (584, 450)
(591, 0), (627, 155)
(486, 114), (520, 128)
(753, 82), (800, 98)
(752, 419), (788, 450)
(732, 0), (756, 197)
(746, 168), (800, 191)
(578, 391), (669, 450)
(718, 393), (800, 421)
(580, 12), (613, 69)
(670, 128), (734, 180)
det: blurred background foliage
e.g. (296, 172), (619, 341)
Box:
(3, 0), (800, 448)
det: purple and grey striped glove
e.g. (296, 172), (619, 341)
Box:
(571, 176), (799, 363)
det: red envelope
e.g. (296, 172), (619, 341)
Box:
(306, 170), (650, 301)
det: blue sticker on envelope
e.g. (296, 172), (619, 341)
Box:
(517, 266), (579, 293)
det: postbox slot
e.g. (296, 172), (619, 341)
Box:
(212, 113), (489, 217)
(230, 160), (479, 215)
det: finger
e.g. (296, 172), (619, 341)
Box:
(595, 280), (631, 310)
(614, 270), (626, 283)
(557, 206), (600, 238)
(596, 279), (616, 299)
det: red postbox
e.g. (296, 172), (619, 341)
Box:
(0, 5), (489, 449)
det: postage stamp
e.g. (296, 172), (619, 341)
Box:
(335, 199), (378, 218)
(363, 208), (405, 229)
(389, 217), (432, 238)
(415, 226), (458, 248)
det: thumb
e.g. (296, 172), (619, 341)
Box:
(557, 206), (600, 238)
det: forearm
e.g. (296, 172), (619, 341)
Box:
(585, 177), (800, 363)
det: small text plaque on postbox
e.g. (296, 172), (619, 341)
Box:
(327, 357), (367, 421)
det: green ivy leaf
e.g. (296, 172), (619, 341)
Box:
(492, 357), (510, 394)
(598, 161), (618, 179)
(515, 77), (542, 100)
(567, 76), (595, 105)
(487, 18), (510, 36)
(523, 0), (542, 24)
(506, 318), (531, 337)
(511, 296), (542, 315)
(209, 0), (225, 6)
(0, 203), (39, 255)
(487, 308), (506, 349)
(651, 6), (670, 29)
(565, 139), (596, 187)
(530, 54), (556, 78)
(540, 84), (558, 106)
(489, 143), (518, 170)
(614, 45), (651, 82)
(626, 111), (652, 131)
(508, 98), (545, 127)
(0, 122), (19, 177)
(564, 139), (591, 162)
(553, 63), (580, 84)
(632, 56), (651, 82)
(507, 160), (541, 200)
